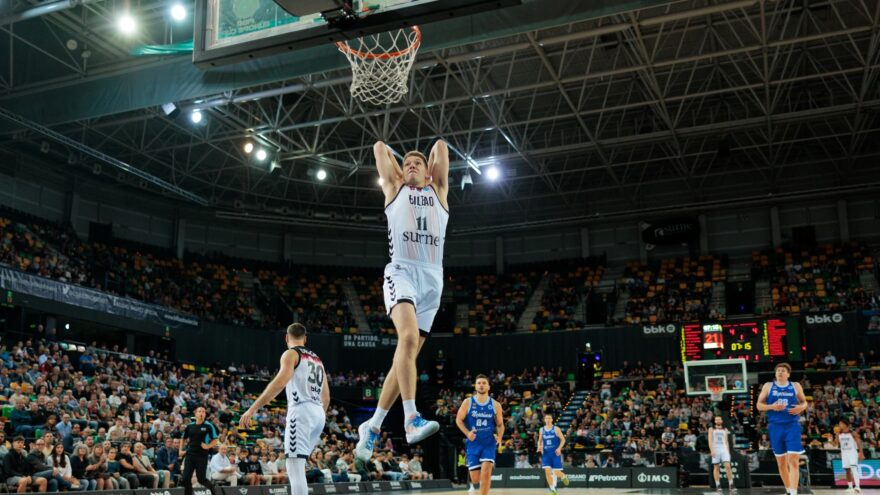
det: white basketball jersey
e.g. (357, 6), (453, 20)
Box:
(712, 428), (728, 448)
(385, 185), (449, 267)
(839, 432), (857, 453)
(286, 346), (325, 410)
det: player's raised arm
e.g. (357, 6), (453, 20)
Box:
(375, 141), (403, 192)
(427, 140), (449, 192)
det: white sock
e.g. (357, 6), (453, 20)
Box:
(551, 473), (557, 489)
(369, 407), (389, 430)
(403, 400), (417, 419)
(852, 467), (860, 489)
(848, 482), (854, 489)
(287, 457), (307, 495)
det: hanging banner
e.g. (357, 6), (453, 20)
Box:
(342, 334), (397, 349)
(0, 266), (199, 327)
(641, 217), (700, 249)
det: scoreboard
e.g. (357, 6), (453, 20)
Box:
(680, 318), (799, 362)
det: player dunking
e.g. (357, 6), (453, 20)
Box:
(837, 419), (864, 494)
(709, 416), (736, 493)
(456, 375), (503, 495)
(757, 363), (808, 495)
(536, 413), (569, 494)
(355, 140), (449, 460)
(240, 323), (330, 495)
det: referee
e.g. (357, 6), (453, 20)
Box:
(179, 406), (218, 495)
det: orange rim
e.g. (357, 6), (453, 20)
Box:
(336, 26), (421, 60)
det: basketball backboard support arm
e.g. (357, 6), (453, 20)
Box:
(194, 0), (522, 68)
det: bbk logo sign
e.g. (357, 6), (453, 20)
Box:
(637, 473), (671, 483)
(804, 313), (844, 327)
(642, 324), (677, 336)
(193, 489), (213, 495)
(266, 487), (289, 495)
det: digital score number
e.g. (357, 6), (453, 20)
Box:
(681, 319), (789, 361)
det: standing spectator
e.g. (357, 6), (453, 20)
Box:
(209, 444), (238, 486)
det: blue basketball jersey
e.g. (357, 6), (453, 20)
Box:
(767, 380), (799, 424)
(542, 425), (560, 452)
(465, 396), (496, 444)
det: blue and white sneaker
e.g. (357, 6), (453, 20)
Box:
(355, 422), (380, 461)
(405, 413), (440, 444)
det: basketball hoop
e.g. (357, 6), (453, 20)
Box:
(709, 386), (724, 403)
(336, 26), (421, 105)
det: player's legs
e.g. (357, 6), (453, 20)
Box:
(724, 461), (735, 489)
(287, 458), (307, 495)
(713, 462), (721, 488)
(554, 470), (568, 486)
(774, 455), (790, 492)
(543, 467), (554, 492)
(479, 461), (493, 495)
(376, 336), (428, 411)
(784, 453), (800, 493)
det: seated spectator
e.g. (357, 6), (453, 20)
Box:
(133, 442), (169, 488)
(4, 436), (49, 493)
(65, 444), (91, 490)
(515, 453), (532, 469)
(210, 444), (238, 486)
(238, 449), (263, 485)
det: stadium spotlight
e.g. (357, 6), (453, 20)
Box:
(170, 3), (186, 21)
(255, 149), (268, 161)
(117, 13), (137, 34)
(316, 169), (327, 181)
(190, 109), (203, 124)
(486, 165), (500, 181)
(377, 177), (384, 186)
(243, 142), (254, 154)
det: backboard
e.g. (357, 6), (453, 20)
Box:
(683, 358), (748, 396)
(193, 0), (521, 67)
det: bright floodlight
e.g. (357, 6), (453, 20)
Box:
(243, 142), (254, 154)
(255, 149), (268, 161)
(378, 177), (384, 186)
(486, 165), (500, 181)
(190, 109), (202, 123)
(317, 169), (327, 181)
(170, 3), (186, 21)
(117, 13), (136, 34)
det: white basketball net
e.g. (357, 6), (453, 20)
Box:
(336, 26), (421, 105)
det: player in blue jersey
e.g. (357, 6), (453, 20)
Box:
(757, 363), (808, 495)
(456, 374), (504, 495)
(536, 413), (569, 494)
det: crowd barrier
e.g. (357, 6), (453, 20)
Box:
(65, 480), (455, 495)
(488, 467), (679, 489)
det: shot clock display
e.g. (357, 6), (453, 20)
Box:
(680, 317), (800, 362)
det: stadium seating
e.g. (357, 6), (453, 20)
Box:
(622, 255), (727, 324)
(753, 242), (877, 314)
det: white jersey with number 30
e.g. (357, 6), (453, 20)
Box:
(286, 346), (325, 408)
(385, 185), (449, 267)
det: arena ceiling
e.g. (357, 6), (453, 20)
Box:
(1, 0), (879, 234)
